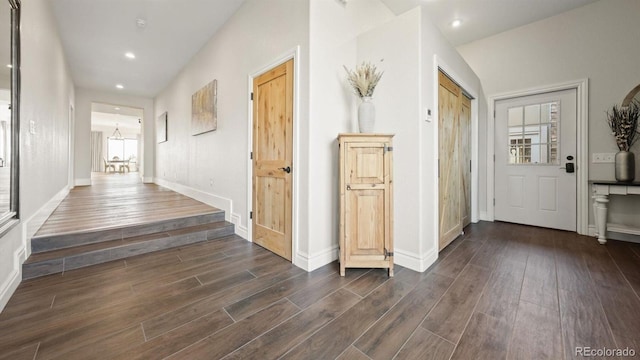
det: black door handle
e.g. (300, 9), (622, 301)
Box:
(280, 166), (291, 173)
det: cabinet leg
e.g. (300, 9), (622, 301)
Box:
(340, 265), (345, 277)
(388, 267), (394, 277)
(594, 194), (609, 245)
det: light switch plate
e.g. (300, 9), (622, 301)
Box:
(592, 153), (615, 163)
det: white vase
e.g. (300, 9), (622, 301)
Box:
(358, 96), (375, 133)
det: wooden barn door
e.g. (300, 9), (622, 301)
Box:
(438, 70), (471, 251)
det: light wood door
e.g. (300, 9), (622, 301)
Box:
(438, 71), (471, 251)
(252, 59), (293, 261)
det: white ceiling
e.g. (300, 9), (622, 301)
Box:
(91, 102), (143, 132)
(49, 0), (599, 100)
(50, 0), (246, 98)
(382, 0), (599, 46)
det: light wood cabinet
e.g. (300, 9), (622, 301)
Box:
(338, 134), (394, 277)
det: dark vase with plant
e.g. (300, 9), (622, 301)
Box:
(606, 100), (640, 181)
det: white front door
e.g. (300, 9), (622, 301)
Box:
(495, 89), (577, 231)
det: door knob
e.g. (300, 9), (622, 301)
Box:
(280, 166), (291, 173)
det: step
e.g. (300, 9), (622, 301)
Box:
(23, 221), (235, 280)
(31, 210), (225, 253)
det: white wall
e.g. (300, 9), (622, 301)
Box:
(304, 0), (394, 268)
(1, 0), (75, 311)
(75, 89), (154, 184)
(354, 9), (421, 266)
(152, 0), (486, 272)
(457, 0), (640, 235)
(153, 0), (310, 242)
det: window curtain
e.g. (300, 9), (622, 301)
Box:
(90, 131), (103, 172)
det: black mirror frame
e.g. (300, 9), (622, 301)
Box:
(7, 0), (19, 222)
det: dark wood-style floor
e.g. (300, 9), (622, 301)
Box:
(1, 222), (640, 359)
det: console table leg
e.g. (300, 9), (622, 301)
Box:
(594, 194), (609, 244)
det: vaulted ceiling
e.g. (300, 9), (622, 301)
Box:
(49, 0), (600, 99)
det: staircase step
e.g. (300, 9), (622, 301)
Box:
(31, 210), (225, 253)
(23, 221), (235, 280)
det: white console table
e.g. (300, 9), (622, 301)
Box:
(592, 181), (640, 244)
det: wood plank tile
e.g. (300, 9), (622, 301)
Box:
(450, 312), (511, 360)
(223, 289), (360, 360)
(558, 287), (618, 360)
(336, 346), (372, 360)
(475, 259), (526, 324)
(280, 280), (412, 359)
(507, 301), (563, 360)
(593, 285), (640, 352)
(224, 264), (334, 320)
(431, 240), (486, 278)
(141, 267), (304, 339)
(355, 272), (454, 359)
(287, 268), (368, 309)
(344, 268), (390, 297)
(37, 324), (144, 360)
(422, 264), (491, 343)
(605, 240), (640, 297)
(0, 343), (39, 360)
(3, 221), (640, 359)
(113, 309), (234, 360)
(165, 299), (299, 359)
(394, 328), (455, 360)
(519, 251), (559, 311)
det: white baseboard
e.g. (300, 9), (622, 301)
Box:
(142, 177), (154, 184)
(75, 178), (91, 186)
(588, 225), (640, 244)
(394, 248), (438, 272)
(295, 245), (339, 272)
(24, 186), (71, 258)
(231, 213), (248, 239)
(152, 178), (249, 240)
(0, 239), (25, 312)
(479, 211), (491, 222)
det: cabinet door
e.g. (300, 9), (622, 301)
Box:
(345, 142), (385, 185)
(345, 188), (387, 262)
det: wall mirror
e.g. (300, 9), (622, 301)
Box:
(622, 84), (640, 107)
(0, 0), (20, 226)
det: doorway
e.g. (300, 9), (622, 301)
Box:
(494, 89), (577, 231)
(251, 59), (294, 261)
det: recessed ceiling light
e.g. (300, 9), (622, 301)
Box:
(114, 107), (121, 110)
(451, 19), (462, 28)
(116, 84), (124, 89)
(136, 18), (147, 28)
(125, 52), (135, 59)
(6, 64), (12, 68)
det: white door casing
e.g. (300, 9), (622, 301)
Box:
(494, 89), (577, 231)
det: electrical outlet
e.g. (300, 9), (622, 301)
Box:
(29, 120), (35, 134)
(592, 153), (616, 163)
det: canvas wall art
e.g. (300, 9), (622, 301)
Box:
(157, 111), (168, 143)
(192, 79), (217, 135)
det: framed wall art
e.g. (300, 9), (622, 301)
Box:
(192, 79), (217, 135)
(157, 111), (168, 143)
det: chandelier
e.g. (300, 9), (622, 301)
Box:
(111, 123), (123, 139)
